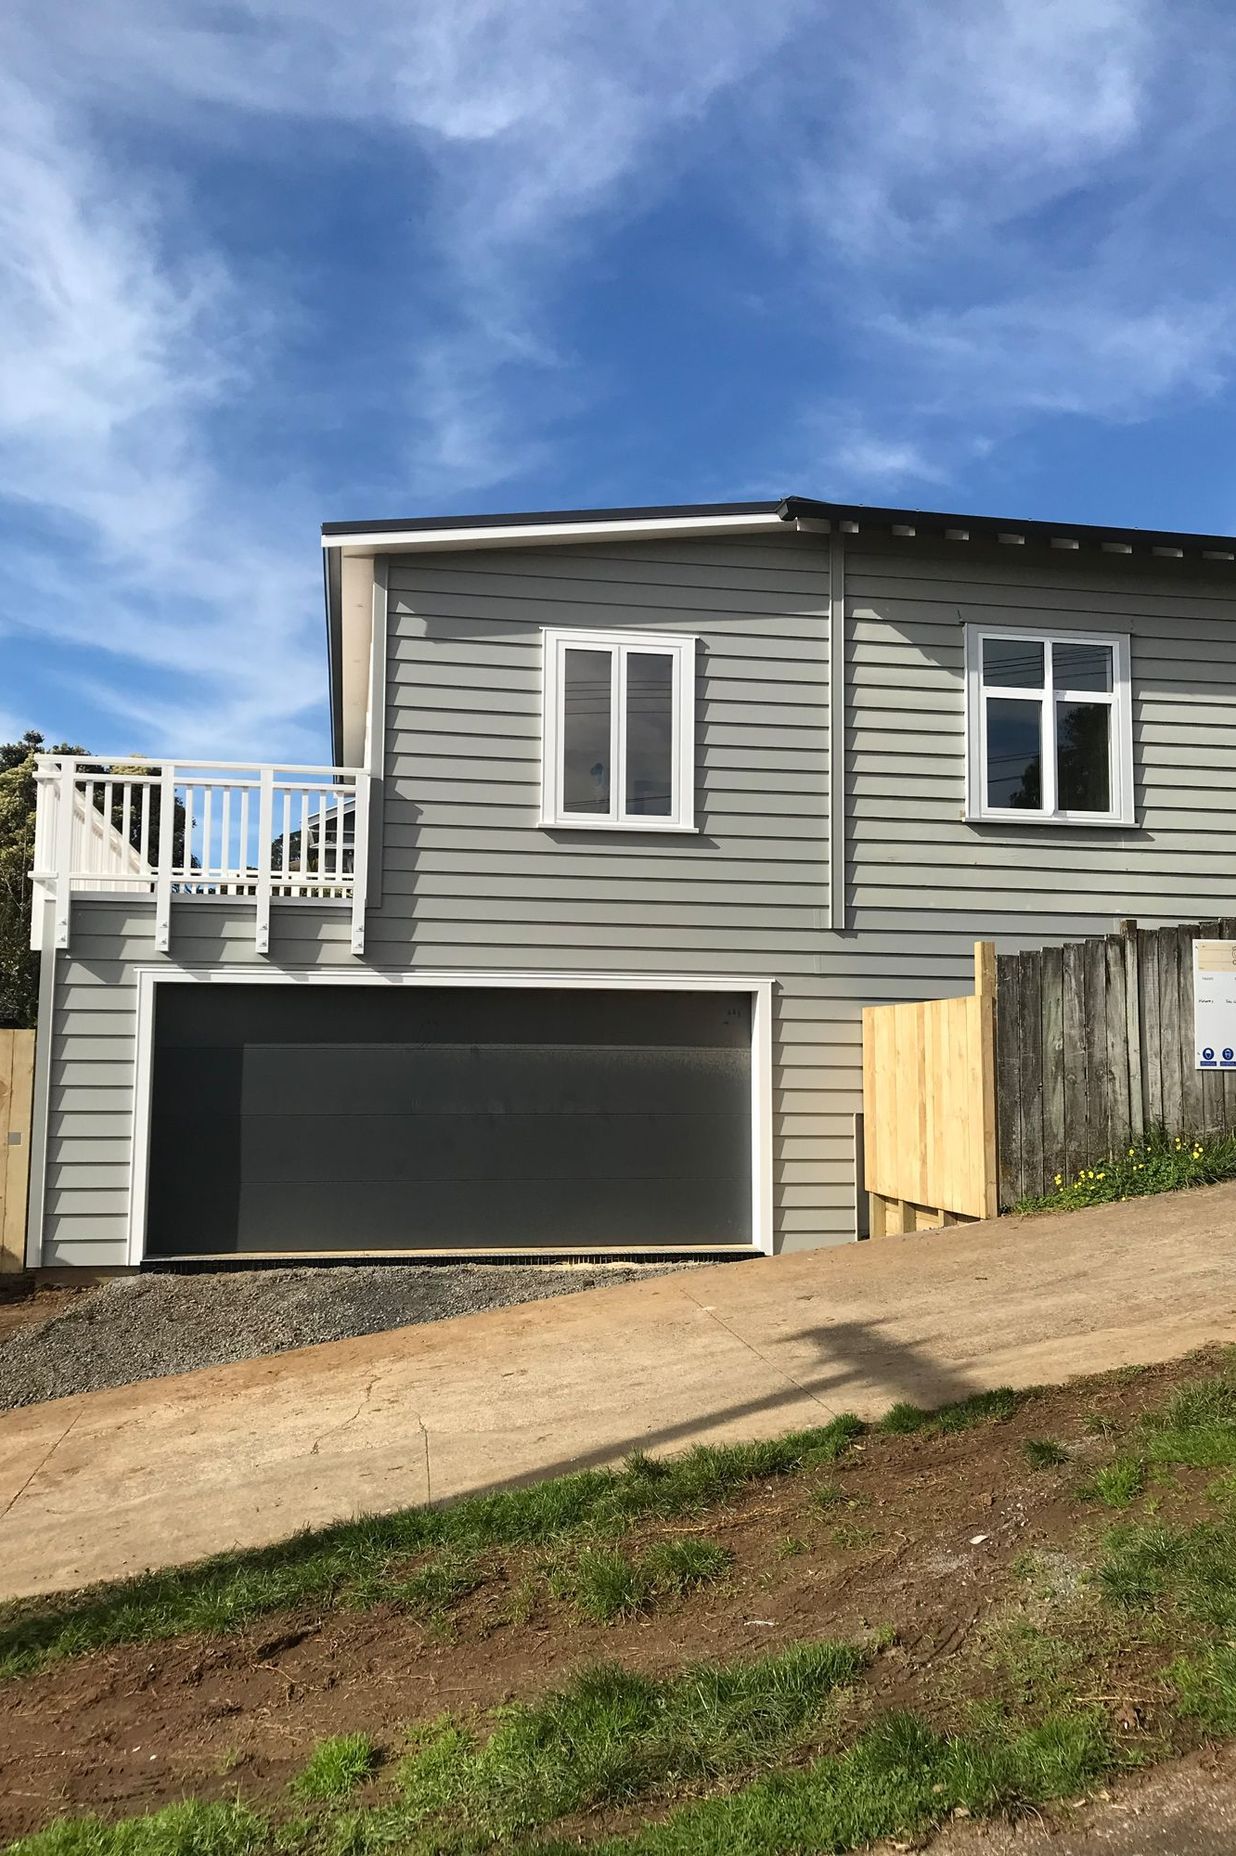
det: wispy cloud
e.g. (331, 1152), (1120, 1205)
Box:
(0, 67), (321, 757)
(0, 0), (805, 753)
(774, 1), (1236, 483)
(2, 0), (1236, 763)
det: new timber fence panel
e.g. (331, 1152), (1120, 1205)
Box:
(0, 1030), (34, 1273)
(862, 943), (998, 1234)
(995, 919), (1236, 1206)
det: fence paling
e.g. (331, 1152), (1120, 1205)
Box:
(0, 1031), (34, 1273)
(994, 917), (1236, 1205)
(862, 941), (998, 1235)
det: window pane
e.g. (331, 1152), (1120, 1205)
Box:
(624, 652), (674, 816)
(562, 648), (612, 814)
(982, 636), (1044, 688)
(1053, 640), (1113, 692)
(1056, 700), (1111, 811)
(986, 697), (1043, 809)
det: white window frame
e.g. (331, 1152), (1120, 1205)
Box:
(540, 626), (697, 832)
(964, 625), (1134, 826)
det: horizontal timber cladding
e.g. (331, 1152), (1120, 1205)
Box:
(845, 535), (1236, 929)
(34, 530), (1236, 1267)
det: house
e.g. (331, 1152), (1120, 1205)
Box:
(24, 496), (1236, 1271)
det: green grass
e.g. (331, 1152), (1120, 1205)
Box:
(1097, 1518), (1236, 1630)
(1015, 1127), (1236, 1215)
(1083, 1458), (1147, 1508)
(289, 1735), (378, 1802)
(1023, 1438), (1068, 1470)
(6, 1799), (270, 1856)
(3, 1707), (1116, 1856)
(540, 1709), (1113, 1856)
(0, 1416), (863, 1681)
(547, 1538), (731, 1622)
(877, 1386), (1020, 1437)
(383, 1553), (483, 1623)
(1139, 1371), (1236, 1468)
(1168, 1644), (1236, 1734)
(340, 1640), (868, 1851)
(641, 1538), (730, 1594)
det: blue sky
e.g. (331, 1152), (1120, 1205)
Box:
(3, 0), (1236, 763)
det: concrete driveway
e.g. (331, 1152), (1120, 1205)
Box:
(2, 1185), (1236, 1601)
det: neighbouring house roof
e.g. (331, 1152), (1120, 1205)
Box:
(322, 494), (1236, 764)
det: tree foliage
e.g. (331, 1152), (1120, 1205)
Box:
(0, 731), (85, 1029)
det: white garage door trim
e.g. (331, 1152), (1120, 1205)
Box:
(127, 967), (775, 1266)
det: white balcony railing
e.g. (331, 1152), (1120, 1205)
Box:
(32, 756), (370, 955)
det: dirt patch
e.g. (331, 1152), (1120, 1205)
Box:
(0, 1260), (700, 1412)
(0, 1350), (1216, 1841)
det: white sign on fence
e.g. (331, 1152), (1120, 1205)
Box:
(1193, 940), (1236, 1070)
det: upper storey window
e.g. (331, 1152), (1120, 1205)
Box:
(540, 628), (696, 831)
(965, 626), (1134, 825)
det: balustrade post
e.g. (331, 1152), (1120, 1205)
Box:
(255, 766), (274, 955)
(154, 765), (175, 953)
(53, 760), (76, 950)
(350, 773), (370, 956)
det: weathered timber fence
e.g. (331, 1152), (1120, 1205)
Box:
(997, 918), (1236, 1205)
(0, 1030), (34, 1273)
(863, 942), (998, 1235)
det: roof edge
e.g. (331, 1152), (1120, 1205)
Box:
(778, 496), (1236, 558)
(321, 493), (1236, 563)
(321, 498), (783, 537)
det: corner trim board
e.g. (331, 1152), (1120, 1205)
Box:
(828, 531), (846, 930)
(365, 556), (388, 909)
(126, 967), (777, 1266)
(24, 897), (57, 1268)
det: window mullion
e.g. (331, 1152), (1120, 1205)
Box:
(551, 636), (566, 823)
(669, 646), (680, 823)
(979, 687), (992, 812)
(612, 646), (625, 823)
(1042, 645), (1057, 816)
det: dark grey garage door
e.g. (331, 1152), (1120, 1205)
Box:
(146, 985), (752, 1256)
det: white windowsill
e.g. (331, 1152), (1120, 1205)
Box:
(539, 815), (700, 834)
(964, 810), (1136, 829)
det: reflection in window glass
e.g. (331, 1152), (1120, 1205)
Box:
(562, 648), (612, 813)
(1053, 641), (1113, 692)
(625, 653), (674, 815)
(982, 636), (1044, 688)
(1056, 701), (1111, 811)
(986, 698), (1043, 809)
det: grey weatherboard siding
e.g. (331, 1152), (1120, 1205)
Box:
(38, 528), (1236, 1267)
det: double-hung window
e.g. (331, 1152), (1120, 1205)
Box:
(540, 627), (696, 830)
(965, 625), (1134, 825)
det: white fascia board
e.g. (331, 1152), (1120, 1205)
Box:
(322, 513), (788, 556)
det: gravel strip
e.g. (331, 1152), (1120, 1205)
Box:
(0, 1262), (700, 1412)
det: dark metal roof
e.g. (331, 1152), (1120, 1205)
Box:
(322, 493), (1236, 557)
(321, 499), (782, 536)
(778, 496), (1236, 555)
